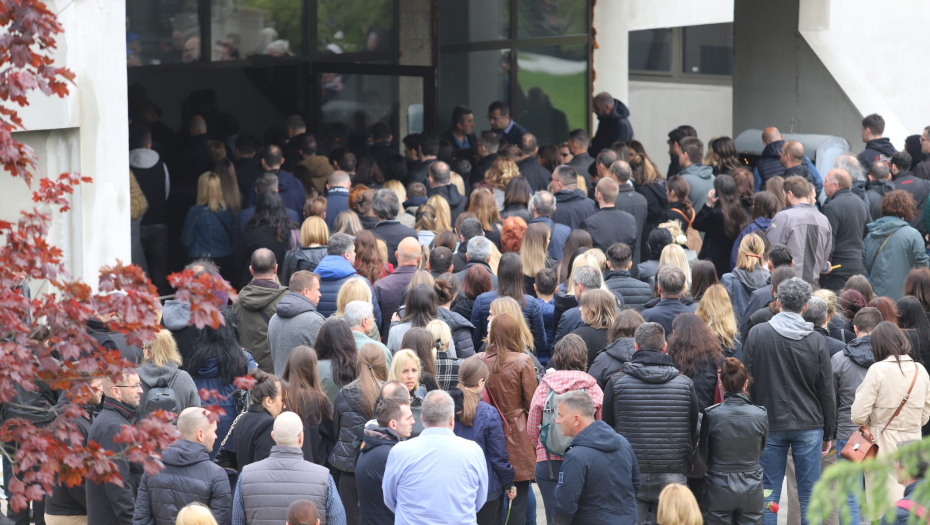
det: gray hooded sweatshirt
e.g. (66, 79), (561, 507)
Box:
(137, 360), (201, 414)
(679, 163), (714, 213)
(831, 335), (874, 442)
(769, 311), (814, 340)
(267, 292), (326, 375)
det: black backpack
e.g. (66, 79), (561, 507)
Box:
(141, 370), (181, 417)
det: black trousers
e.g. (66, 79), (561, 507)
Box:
(140, 224), (169, 296)
(477, 496), (502, 525)
(338, 471), (359, 525)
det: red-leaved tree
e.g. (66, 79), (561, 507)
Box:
(0, 0), (242, 511)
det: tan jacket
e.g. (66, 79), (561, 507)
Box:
(129, 170), (149, 221)
(851, 355), (930, 455)
(480, 347), (538, 482)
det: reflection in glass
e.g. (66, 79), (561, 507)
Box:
(517, 0), (586, 39)
(317, 0), (394, 60)
(439, 50), (509, 133)
(438, 0), (510, 45)
(683, 23), (733, 76)
(629, 28), (672, 72)
(126, 0), (200, 66)
(211, 0), (303, 60)
(517, 44), (586, 145)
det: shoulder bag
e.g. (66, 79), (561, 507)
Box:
(213, 411), (247, 474)
(671, 207), (703, 253)
(840, 363), (918, 462)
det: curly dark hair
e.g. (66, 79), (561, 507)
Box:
(881, 190), (916, 222)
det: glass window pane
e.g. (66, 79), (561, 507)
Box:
(683, 23), (733, 76)
(517, 44), (586, 145)
(126, 0), (200, 66)
(629, 28), (672, 72)
(318, 0), (394, 61)
(438, 0), (509, 45)
(517, 0), (586, 39)
(439, 50), (509, 134)
(211, 0), (303, 60)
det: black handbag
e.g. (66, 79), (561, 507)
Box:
(214, 411), (246, 474)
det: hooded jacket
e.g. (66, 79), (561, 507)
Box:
(552, 189), (598, 231)
(233, 280), (288, 373)
(314, 254), (381, 325)
(589, 98), (633, 157)
(766, 203), (832, 285)
(438, 307), (477, 358)
(330, 381), (371, 473)
(679, 163), (715, 214)
(268, 292), (326, 375)
(588, 338), (636, 390)
(731, 217), (773, 269)
(86, 397), (144, 525)
(603, 270), (652, 311)
(282, 246), (328, 285)
(356, 427), (401, 525)
(722, 266), (771, 324)
(132, 439), (231, 525)
(832, 335), (874, 442)
(452, 396), (515, 500)
(603, 349), (699, 475)
(755, 140), (786, 187)
(130, 148), (169, 226)
(744, 312), (836, 438)
(857, 138), (897, 170)
(892, 170), (930, 234)
(137, 361), (201, 414)
(161, 300), (205, 368)
(46, 399), (97, 517)
(863, 216), (929, 300)
(427, 184), (467, 223)
(553, 420), (640, 525)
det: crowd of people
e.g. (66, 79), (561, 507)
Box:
(10, 95), (930, 525)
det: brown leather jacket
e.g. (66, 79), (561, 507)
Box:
(479, 347), (539, 482)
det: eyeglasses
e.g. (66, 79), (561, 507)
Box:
(115, 383), (142, 389)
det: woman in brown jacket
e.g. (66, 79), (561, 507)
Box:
(479, 312), (538, 524)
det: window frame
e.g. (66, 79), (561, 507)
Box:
(629, 26), (732, 86)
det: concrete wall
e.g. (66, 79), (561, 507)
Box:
(2, 0), (129, 290)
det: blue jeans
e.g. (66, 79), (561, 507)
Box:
(535, 460), (563, 524)
(834, 439), (861, 525)
(760, 429), (824, 525)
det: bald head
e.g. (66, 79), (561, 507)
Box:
(250, 248), (277, 278)
(869, 161), (891, 181)
(828, 168), (852, 189)
(596, 177), (620, 205)
(762, 127), (782, 144)
(396, 237), (422, 266)
(272, 412), (304, 447)
(781, 141), (804, 169)
(177, 408), (218, 451)
(328, 170), (351, 188)
(609, 160), (632, 184)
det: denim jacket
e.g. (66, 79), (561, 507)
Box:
(181, 204), (235, 258)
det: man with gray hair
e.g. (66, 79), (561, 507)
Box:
(553, 390), (640, 525)
(314, 232), (381, 323)
(820, 168), (869, 291)
(744, 277), (835, 525)
(382, 390), (488, 525)
(554, 265), (621, 344)
(550, 165), (597, 230)
(454, 235), (499, 289)
(529, 190), (571, 260)
(426, 160), (466, 222)
(324, 170), (351, 230)
(641, 265), (695, 336)
(801, 296), (846, 356)
(603, 322), (698, 524)
(345, 300), (392, 363)
(372, 188), (418, 266)
(452, 217), (485, 272)
(233, 412), (346, 525)
(133, 408), (231, 525)
(833, 153), (871, 207)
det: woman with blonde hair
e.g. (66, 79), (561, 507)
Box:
(658, 220), (697, 266)
(329, 278), (381, 341)
(175, 503), (218, 525)
(813, 288), (855, 342)
(414, 204), (441, 247)
(485, 157), (521, 210)
(388, 348), (426, 437)
(214, 158), (242, 217)
(426, 194), (453, 232)
(569, 288), (619, 367)
(656, 483), (703, 525)
(653, 244), (692, 289)
(333, 209), (363, 235)
(138, 329), (201, 413)
(382, 179), (415, 228)
(282, 216), (329, 284)
(520, 222), (556, 295)
(181, 171), (235, 271)
(721, 233), (770, 324)
(696, 284), (743, 360)
(478, 313), (538, 524)
(426, 318), (461, 391)
(330, 343), (388, 521)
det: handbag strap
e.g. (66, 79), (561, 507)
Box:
(881, 363), (919, 435)
(869, 229), (898, 269)
(671, 207), (695, 227)
(218, 410), (247, 450)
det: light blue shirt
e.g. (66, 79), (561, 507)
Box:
(382, 427), (489, 525)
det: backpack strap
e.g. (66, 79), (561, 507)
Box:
(896, 500), (929, 522)
(167, 368), (181, 389)
(258, 310), (271, 325)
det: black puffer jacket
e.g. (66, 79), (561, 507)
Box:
(281, 246), (327, 286)
(602, 349), (699, 475)
(356, 426), (401, 525)
(700, 393), (768, 523)
(330, 381), (370, 473)
(86, 398), (144, 525)
(588, 338), (636, 389)
(604, 270), (652, 311)
(438, 307), (477, 358)
(132, 439), (231, 525)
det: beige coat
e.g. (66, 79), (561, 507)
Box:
(851, 355), (930, 516)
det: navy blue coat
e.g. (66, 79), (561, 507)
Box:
(453, 400), (515, 500)
(324, 187), (349, 231)
(181, 204), (235, 258)
(314, 255), (382, 327)
(246, 169), (306, 216)
(642, 298), (696, 336)
(589, 99), (634, 157)
(471, 291), (547, 356)
(553, 420), (640, 525)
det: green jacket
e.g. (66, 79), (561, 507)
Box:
(863, 216), (929, 300)
(352, 330), (393, 368)
(233, 282), (288, 373)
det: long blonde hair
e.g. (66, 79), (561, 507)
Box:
(735, 233), (765, 271)
(389, 349), (421, 392)
(695, 285), (739, 349)
(659, 244), (692, 289)
(489, 297), (533, 349)
(520, 223), (551, 278)
(299, 216), (329, 247)
(486, 157), (520, 191)
(147, 329), (183, 367)
(426, 195), (453, 232)
(488, 243), (501, 275)
(196, 171), (227, 213)
(335, 278), (373, 316)
(656, 484), (703, 525)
